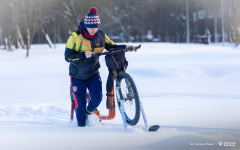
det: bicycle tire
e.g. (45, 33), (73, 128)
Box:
(118, 73), (140, 126)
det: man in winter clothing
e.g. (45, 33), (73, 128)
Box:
(65, 7), (135, 127)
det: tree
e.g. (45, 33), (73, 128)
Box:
(1, 0), (240, 48)
(226, 0), (240, 45)
(0, 0), (15, 50)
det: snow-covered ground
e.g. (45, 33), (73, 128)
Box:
(0, 43), (239, 150)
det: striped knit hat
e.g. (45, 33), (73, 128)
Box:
(84, 7), (100, 28)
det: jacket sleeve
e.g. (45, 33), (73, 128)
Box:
(104, 34), (126, 51)
(64, 35), (86, 62)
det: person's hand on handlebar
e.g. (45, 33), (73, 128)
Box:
(85, 51), (93, 58)
(126, 45), (137, 52)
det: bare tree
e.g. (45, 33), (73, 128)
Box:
(225, 0), (240, 45)
(20, 0), (43, 57)
(56, 0), (94, 33)
(0, 0), (14, 50)
(41, 17), (54, 48)
(9, 0), (25, 49)
(1, 0), (240, 48)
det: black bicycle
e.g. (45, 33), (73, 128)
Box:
(71, 44), (159, 131)
(99, 45), (141, 126)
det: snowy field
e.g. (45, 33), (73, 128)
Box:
(0, 43), (240, 150)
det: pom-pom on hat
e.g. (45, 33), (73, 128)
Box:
(84, 7), (100, 28)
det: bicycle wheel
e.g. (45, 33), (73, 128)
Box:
(118, 73), (140, 125)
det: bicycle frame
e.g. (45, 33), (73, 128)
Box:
(93, 69), (124, 121)
(92, 45), (142, 121)
(70, 44), (151, 131)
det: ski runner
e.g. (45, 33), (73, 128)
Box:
(65, 7), (135, 127)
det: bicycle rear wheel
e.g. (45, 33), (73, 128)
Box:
(118, 73), (140, 126)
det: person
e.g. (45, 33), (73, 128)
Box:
(146, 30), (153, 42)
(64, 7), (135, 127)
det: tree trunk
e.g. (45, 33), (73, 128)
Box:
(16, 25), (25, 48)
(42, 26), (53, 48)
(214, 17), (218, 43)
(26, 29), (30, 57)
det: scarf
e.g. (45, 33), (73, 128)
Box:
(79, 23), (99, 41)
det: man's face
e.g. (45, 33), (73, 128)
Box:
(86, 28), (98, 36)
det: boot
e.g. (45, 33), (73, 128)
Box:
(86, 110), (100, 126)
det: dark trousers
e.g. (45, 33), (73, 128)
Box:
(106, 70), (114, 94)
(71, 73), (102, 126)
(106, 69), (122, 94)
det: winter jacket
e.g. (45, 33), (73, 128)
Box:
(65, 29), (126, 80)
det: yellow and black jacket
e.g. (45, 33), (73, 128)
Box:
(65, 29), (126, 80)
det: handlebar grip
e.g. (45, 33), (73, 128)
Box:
(135, 44), (141, 50)
(125, 44), (141, 51)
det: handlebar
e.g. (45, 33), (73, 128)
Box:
(94, 44), (141, 57)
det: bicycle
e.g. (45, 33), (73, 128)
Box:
(70, 45), (159, 132)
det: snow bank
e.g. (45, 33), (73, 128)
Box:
(0, 43), (239, 150)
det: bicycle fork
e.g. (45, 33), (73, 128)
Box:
(117, 91), (149, 131)
(124, 79), (148, 128)
(115, 84), (129, 131)
(115, 81), (149, 131)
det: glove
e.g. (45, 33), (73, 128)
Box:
(126, 45), (137, 51)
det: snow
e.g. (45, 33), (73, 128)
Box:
(0, 43), (240, 150)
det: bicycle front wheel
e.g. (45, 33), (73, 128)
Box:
(118, 73), (140, 126)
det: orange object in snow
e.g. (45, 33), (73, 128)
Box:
(94, 89), (116, 120)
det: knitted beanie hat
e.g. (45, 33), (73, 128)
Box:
(84, 7), (100, 28)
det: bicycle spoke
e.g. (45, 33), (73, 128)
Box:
(120, 78), (136, 121)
